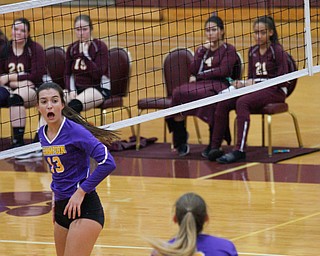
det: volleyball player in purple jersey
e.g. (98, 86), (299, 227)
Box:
(166, 15), (238, 157)
(65, 14), (110, 114)
(36, 82), (117, 256)
(147, 192), (238, 256)
(0, 18), (46, 147)
(208, 16), (289, 163)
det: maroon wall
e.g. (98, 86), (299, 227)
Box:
(115, 0), (319, 8)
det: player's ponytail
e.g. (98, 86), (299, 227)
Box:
(146, 193), (207, 256)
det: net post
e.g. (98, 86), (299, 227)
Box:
(304, 0), (314, 76)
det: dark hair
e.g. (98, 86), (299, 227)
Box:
(0, 29), (8, 44)
(254, 16), (279, 44)
(0, 30), (8, 60)
(11, 17), (32, 48)
(147, 192), (207, 256)
(74, 14), (93, 31)
(13, 17), (31, 33)
(37, 82), (119, 146)
(204, 15), (225, 40)
(205, 15), (224, 31)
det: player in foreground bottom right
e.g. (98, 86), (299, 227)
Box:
(146, 192), (238, 256)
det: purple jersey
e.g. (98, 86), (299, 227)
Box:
(248, 43), (288, 86)
(190, 43), (238, 81)
(38, 118), (116, 201)
(65, 38), (109, 90)
(0, 40), (46, 87)
(152, 234), (238, 256)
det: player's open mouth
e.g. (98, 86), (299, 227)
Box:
(47, 112), (55, 119)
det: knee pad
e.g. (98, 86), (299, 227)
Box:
(68, 99), (83, 113)
(0, 87), (10, 107)
(7, 94), (24, 107)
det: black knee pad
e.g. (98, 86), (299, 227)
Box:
(0, 87), (10, 107)
(7, 94), (24, 107)
(68, 99), (83, 113)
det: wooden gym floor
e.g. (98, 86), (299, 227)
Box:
(0, 8), (320, 256)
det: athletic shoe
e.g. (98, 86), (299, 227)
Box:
(201, 145), (211, 158)
(207, 148), (224, 161)
(216, 150), (246, 164)
(15, 150), (43, 160)
(177, 143), (190, 157)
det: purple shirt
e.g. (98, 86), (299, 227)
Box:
(0, 40), (46, 87)
(38, 118), (116, 201)
(151, 234), (238, 256)
(65, 38), (109, 90)
(190, 43), (238, 81)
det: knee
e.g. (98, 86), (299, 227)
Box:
(68, 99), (83, 113)
(7, 94), (24, 107)
(0, 87), (10, 107)
(236, 98), (249, 112)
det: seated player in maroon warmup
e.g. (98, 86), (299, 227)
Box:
(147, 192), (238, 256)
(0, 18), (46, 147)
(208, 16), (290, 163)
(65, 14), (111, 114)
(166, 15), (238, 157)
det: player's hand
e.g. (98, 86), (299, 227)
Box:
(233, 80), (245, 89)
(203, 41), (211, 49)
(189, 75), (196, 82)
(64, 187), (86, 219)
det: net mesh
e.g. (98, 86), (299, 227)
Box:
(0, 0), (319, 159)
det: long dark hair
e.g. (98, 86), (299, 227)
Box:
(147, 192), (208, 256)
(37, 82), (119, 146)
(0, 29), (8, 59)
(74, 14), (93, 31)
(205, 15), (225, 40)
(0, 29), (7, 45)
(254, 16), (279, 44)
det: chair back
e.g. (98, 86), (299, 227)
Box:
(163, 48), (193, 97)
(286, 52), (298, 97)
(231, 52), (244, 80)
(109, 47), (131, 97)
(45, 46), (66, 89)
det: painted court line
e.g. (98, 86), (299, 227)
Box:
(232, 211), (320, 241)
(0, 239), (288, 255)
(197, 162), (260, 180)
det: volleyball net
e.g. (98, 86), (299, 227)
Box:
(0, 0), (319, 159)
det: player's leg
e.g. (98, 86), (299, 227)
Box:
(9, 86), (36, 146)
(208, 98), (237, 161)
(54, 223), (68, 256)
(73, 87), (104, 112)
(64, 218), (102, 256)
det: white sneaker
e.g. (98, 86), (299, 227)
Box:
(15, 150), (42, 160)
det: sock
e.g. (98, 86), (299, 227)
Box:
(173, 120), (187, 148)
(12, 127), (25, 146)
